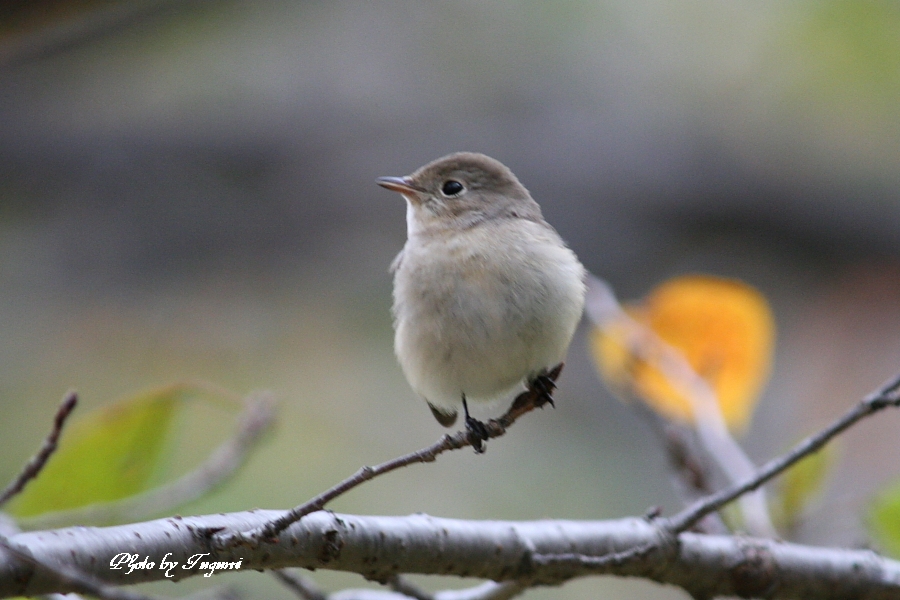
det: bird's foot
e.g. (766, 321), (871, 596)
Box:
(529, 377), (556, 408)
(530, 366), (561, 409)
(462, 396), (489, 454)
(505, 363), (564, 419)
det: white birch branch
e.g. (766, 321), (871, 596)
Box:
(1, 510), (898, 599)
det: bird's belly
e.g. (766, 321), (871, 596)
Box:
(394, 253), (581, 409)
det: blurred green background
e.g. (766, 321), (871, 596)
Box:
(2, 1), (900, 598)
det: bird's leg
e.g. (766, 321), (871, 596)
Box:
(462, 395), (489, 454)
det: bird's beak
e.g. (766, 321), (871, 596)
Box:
(376, 176), (422, 195)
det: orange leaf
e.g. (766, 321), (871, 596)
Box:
(592, 275), (775, 433)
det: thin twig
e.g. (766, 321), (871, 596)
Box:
(0, 392), (78, 508)
(215, 369), (561, 549)
(22, 392), (276, 528)
(272, 569), (328, 600)
(665, 370), (900, 533)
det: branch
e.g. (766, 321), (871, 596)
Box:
(0, 392), (78, 508)
(535, 370), (900, 578)
(1, 511), (898, 599)
(666, 370), (900, 533)
(272, 569), (328, 600)
(215, 370), (560, 549)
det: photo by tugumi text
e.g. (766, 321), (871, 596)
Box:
(109, 552), (243, 578)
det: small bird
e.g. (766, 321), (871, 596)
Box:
(377, 152), (586, 449)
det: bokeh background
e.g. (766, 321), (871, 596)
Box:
(2, 1), (900, 598)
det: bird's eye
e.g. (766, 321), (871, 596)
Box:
(440, 180), (465, 197)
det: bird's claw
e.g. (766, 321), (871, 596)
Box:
(530, 374), (557, 408)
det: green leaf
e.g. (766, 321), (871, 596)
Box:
(869, 480), (900, 558)
(8, 385), (192, 517)
(773, 444), (835, 532)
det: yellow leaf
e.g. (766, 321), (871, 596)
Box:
(592, 275), (775, 432)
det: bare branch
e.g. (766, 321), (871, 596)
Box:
(215, 372), (560, 549)
(536, 370), (900, 578)
(22, 392), (277, 528)
(2, 511), (898, 599)
(272, 569), (328, 600)
(665, 370), (900, 533)
(0, 392), (78, 508)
